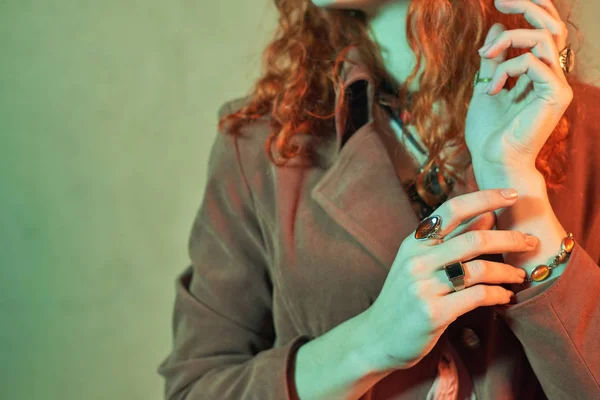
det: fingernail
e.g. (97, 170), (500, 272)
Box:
(478, 42), (492, 54)
(501, 188), (518, 199)
(525, 235), (539, 247)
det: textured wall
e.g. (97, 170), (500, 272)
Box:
(1, 1), (277, 399)
(0, 1), (597, 399)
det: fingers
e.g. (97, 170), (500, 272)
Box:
(476, 23), (507, 95)
(476, 0), (570, 96)
(409, 188), (519, 248)
(424, 229), (539, 272)
(485, 52), (566, 100)
(442, 211), (496, 242)
(494, 0), (567, 50)
(530, 0), (561, 21)
(433, 259), (526, 296)
(479, 28), (563, 78)
(438, 284), (515, 325)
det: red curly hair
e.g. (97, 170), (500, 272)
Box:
(219, 0), (582, 190)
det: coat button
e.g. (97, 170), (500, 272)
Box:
(461, 327), (481, 350)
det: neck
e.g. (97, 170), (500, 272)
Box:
(365, 1), (422, 92)
(361, 2), (471, 186)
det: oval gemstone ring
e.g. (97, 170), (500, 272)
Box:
(415, 214), (444, 241)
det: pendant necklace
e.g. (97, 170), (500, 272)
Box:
(376, 82), (455, 220)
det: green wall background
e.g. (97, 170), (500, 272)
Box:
(0, 1), (597, 399)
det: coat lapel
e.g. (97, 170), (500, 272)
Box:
(310, 50), (421, 270)
(311, 121), (421, 270)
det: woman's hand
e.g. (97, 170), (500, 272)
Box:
(359, 188), (537, 372)
(465, 0), (573, 188)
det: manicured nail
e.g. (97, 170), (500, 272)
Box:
(525, 235), (539, 247)
(501, 188), (518, 199)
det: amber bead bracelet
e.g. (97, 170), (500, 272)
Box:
(525, 232), (575, 282)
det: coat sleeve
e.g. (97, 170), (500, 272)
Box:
(157, 103), (311, 399)
(495, 241), (600, 398)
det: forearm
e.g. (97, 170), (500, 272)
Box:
(488, 169), (568, 290)
(293, 313), (394, 400)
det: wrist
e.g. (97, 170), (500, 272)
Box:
(488, 170), (568, 289)
(350, 309), (397, 376)
(471, 160), (542, 192)
(293, 311), (393, 399)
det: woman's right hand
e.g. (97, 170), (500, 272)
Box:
(360, 188), (537, 372)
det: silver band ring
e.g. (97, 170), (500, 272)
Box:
(444, 261), (466, 292)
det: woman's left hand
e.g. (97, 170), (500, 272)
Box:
(465, 0), (574, 188)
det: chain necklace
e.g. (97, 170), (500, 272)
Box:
(376, 80), (455, 220)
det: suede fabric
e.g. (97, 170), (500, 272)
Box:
(157, 54), (600, 399)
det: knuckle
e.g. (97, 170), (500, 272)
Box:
(510, 231), (526, 247)
(409, 280), (429, 298)
(464, 231), (486, 248)
(480, 211), (496, 229)
(441, 198), (457, 216)
(559, 21), (568, 37)
(468, 259), (486, 278)
(497, 61), (508, 74)
(524, 52), (536, 63)
(498, 30), (511, 42)
(418, 300), (438, 326)
(417, 299), (431, 318)
(540, 28), (553, 40)
(491, 22), (506, 31)
(448, 196), (468, 216)
(563, 86), (574, 101)
(405, 257), (427, 277)
(479, 190), (494, 207)
(470, 285), (487, 304)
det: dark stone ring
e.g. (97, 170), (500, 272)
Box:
(414, 214), (444, 242)
(443, 261), (466, 292)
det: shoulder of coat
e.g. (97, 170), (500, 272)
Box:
(218, 95), (256, 119)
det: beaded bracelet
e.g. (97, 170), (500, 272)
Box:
(525, 232), (575, 282)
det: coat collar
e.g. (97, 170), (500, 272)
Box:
(332, 47), (378, 152)
(311, 48), (422, 271)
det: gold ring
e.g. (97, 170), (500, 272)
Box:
(559, 43), (574, 74)
(473, 69), (493, 86)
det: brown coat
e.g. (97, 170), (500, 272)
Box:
(157, 57), (600, 399)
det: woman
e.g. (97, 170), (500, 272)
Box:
(158, 0), (600, 399)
